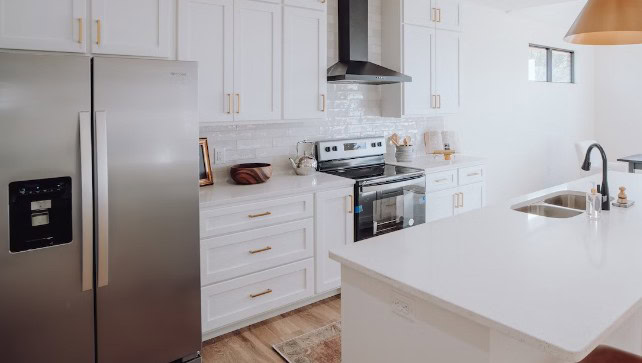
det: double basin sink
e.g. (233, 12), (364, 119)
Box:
(512, 191), (587, 218)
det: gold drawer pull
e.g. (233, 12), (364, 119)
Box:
(434, 178), (450, 183)
(467, 172), (480, 177)
(96, 19), (101, 45)
(77, 18), (83, 44)
(248, 211), (271, 218)
(250, 289), (272, 298)
(249, 246), (272, 254)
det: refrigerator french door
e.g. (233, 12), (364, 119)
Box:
(0, 52), (202, 363)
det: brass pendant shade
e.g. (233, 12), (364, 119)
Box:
(565, 0), (642, 45)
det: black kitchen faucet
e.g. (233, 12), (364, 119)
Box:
(581, 143), (610, 211)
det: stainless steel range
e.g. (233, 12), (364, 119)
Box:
(316, 137), (426, 241)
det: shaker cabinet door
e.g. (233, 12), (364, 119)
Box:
(315, 188), (354, 293)
(91, 0), (170, 57)
(403, 24), (435, 116)
(433, 0), (461, 32)
(283, 6), (327, 120)
(233, 0), (282, 121)
(426, 188), (456, 222)
(435, 29), (460, 114)
(455, 183), (484, 215)
(178, 0), (234, 122)
(0, 0), (86, 53)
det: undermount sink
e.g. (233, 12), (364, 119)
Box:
(512, 191), (587, 218)
(513, 204), (584, 218)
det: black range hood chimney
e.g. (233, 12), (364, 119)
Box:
(327, 0), (411, 85)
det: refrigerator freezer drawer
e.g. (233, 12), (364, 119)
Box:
(201, 258), (314, 332)
(200, 194), (314, 238)
(201, 218), (314, 285)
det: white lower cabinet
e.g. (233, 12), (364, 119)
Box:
(425, 165), (485, 222)
(200, 187), (354, 336)
(314, 187), (354, 293)
(201, 258), (314, 332)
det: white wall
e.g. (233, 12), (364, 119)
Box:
(448, 2), (595, 204)
(594, 45), (642, 160)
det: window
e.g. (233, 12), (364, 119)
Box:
(528, 44), (574, 83)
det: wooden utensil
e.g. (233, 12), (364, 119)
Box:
(390, 133), (400, 146)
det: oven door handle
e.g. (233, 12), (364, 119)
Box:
(361, 176), (426, 193)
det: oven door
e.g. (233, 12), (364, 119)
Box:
(355, 175), (426, 241)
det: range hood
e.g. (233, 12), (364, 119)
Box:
(327, 0), (411, 85)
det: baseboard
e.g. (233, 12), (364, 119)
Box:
(201, 288), (341, 342)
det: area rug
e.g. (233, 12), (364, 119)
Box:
(273, 321), (341, 363)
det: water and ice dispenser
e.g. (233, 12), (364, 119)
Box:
(8, 177), (73, 252)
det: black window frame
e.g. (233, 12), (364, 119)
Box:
(529, 44), (575, 84)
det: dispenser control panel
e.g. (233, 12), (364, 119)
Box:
(9, 177), (73, 253)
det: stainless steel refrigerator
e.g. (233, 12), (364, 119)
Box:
(0, 52), (202, 363)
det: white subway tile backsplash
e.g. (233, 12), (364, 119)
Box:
(200, 0), (444, 172)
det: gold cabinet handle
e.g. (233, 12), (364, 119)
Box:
(431, 95), (436, 109)
(236, 94), (240, 114)
(249, 246), (272, 254)
(432, 8), (437, 22)
(348, 194), (353, 214)
(321, 94), (326, 112)
(453, 193), (458, 209)
(435, 178), (449, 183)
(248, 211), (271, 218)
(467, 172), (481, 177)
(226, 94), (232, 114)
(96, 19), (101, 45)
(250, 289), (272, 298)
(437, 8), (442, 22)
(77, 18), (83, 44)
(461, 192), (464, 208)
(436, 94), (441, 109)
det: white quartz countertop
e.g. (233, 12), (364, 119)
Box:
(200, 171), (354, 208)
(330, 171), (642, 361)
(386, 154), (486, 172)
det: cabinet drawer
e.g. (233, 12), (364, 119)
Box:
(200, 194), (314, 237)
(201, 219), (314, 285)
(201, 259), (314, 332)
(458, 165), (485, 185)
(426, 169), (458, 192)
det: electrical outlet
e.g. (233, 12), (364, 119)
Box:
(392, 291), (414, 321)
(214, 148), (225, 164)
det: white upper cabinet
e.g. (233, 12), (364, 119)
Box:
(315, 187), (354, 294)
(403, 0), (461, 31)
(434, 29), (460, 114)
(402, 24), (434, 116)
(233, 0), (282, 121)
(403, 0), (432, 27)
(91, 0), (170, 57)
(0, 0), (87, 52)
(178, 0), (234, 123)
(283, 7), (327, 120)
(434, 0), (461, 31)
(382, 0), (461, 117)
(284, 0), (328, 11)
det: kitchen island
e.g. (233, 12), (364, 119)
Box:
(330, 171), (642, 363)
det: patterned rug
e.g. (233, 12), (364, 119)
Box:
(273, 321), (341, 363)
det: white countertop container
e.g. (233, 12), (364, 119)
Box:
(330, 171), (642, 361)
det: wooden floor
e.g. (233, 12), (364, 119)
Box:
(202, 295), (341, 363)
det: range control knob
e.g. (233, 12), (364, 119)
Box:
(371, 142), (377, 147)
(377, 142), (382, 147)
(325, 147), (331, 152)
(332, 146), (338, 151)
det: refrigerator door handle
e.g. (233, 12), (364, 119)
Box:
(80, 112), (94, 292)
(95, 111), (109, 288)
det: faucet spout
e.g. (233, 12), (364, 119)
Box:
(582, 143), (610, 211)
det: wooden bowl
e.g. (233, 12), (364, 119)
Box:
(230, 163), (272, 185)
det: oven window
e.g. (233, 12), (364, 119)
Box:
(356, 179), (426, 241)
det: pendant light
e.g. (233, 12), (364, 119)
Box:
(565, 0), (642, 45)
